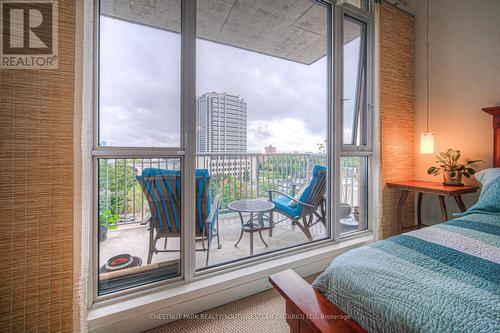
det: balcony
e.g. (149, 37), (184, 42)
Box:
(98, 154), (364, 273)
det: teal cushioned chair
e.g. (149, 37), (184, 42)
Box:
(267, 165), (327, 240)
(136, 168), (221, 266)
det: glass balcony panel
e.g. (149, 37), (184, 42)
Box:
(97, 158), (181, 295)
(340, 157), (368, 235)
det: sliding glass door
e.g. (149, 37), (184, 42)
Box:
(195, 0), (332, 269)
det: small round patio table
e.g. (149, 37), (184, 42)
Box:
(227, 199), (275, 256)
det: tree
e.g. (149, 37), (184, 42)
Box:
(98, 159), (143, 216)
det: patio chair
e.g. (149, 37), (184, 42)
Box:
(136, 168), (221, 266)
(267, 165), (327, 241)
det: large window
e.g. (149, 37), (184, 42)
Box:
(342, 16), (368, 147)
(98, 11), (181, 147)
(96, 0), (183, 295)
(97, 158), (182, 295)
(94, 0), (373, 298)
(195, 0), (331, 269)
(339, 8), (371, 236)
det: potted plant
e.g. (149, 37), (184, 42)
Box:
(99, 210), (119, 242)
(427, 148), (482, 186)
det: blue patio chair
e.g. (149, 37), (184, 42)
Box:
(136, 168), (221, 266)
(267, 165), (327, 241)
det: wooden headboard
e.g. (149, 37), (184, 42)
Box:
(483, 106), (500, 167)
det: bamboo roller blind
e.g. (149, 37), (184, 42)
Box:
(379, 3), (416, 239)
(0, 1), (76, 331)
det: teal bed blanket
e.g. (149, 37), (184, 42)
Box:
(312, 213), (500, 333)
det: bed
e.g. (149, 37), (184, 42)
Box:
(269, 108), (500, 333)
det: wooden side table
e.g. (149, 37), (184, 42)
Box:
(387, 180), (479, 234)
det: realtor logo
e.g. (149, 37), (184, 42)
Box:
(1, 0), (58, 69)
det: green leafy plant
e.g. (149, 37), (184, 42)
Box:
(98, 159), (142, 216)
(427, 148), (482, 178)
(99, 210), (119, 230)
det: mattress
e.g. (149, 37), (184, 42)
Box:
(312, 213), (500, 333)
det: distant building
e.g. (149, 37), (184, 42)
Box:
(264, 145), (277, 154)
(196, 92), (249, 176)
(197, 92), (247, 153)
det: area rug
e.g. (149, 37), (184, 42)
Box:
(146, 274), (318, 333)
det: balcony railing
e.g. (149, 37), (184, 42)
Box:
(98, 153), (359, 226)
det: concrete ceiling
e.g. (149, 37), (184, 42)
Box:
(102, 0), (360, 65)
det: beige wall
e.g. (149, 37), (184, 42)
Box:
(414, 0), (500, 224)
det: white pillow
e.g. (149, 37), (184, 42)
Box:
(475, 167), (500, 185)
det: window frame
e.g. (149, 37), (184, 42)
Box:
(90, 0), (375, 303)
(336, 3), (374, 241)
(91, 0), (192, 300)
(343, 0), (370, 12)
(340, 6), (373, 152)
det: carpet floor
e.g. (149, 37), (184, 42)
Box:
(146, 274), (319, 333)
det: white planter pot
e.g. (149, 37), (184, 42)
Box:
(443, 171), (463, 186)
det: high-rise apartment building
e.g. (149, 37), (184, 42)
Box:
(197, 92), (247, 153)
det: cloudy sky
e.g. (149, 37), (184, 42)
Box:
(100, 16), (359, 152)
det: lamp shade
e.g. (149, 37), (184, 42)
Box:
(420, 132), (435, 154)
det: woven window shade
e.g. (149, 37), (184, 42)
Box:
(0, 1), (76, 331)
(0, 2), (415, 329)
(379, 3), (416, 239)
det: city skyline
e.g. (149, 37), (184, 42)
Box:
(195, 91), (319, 154)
